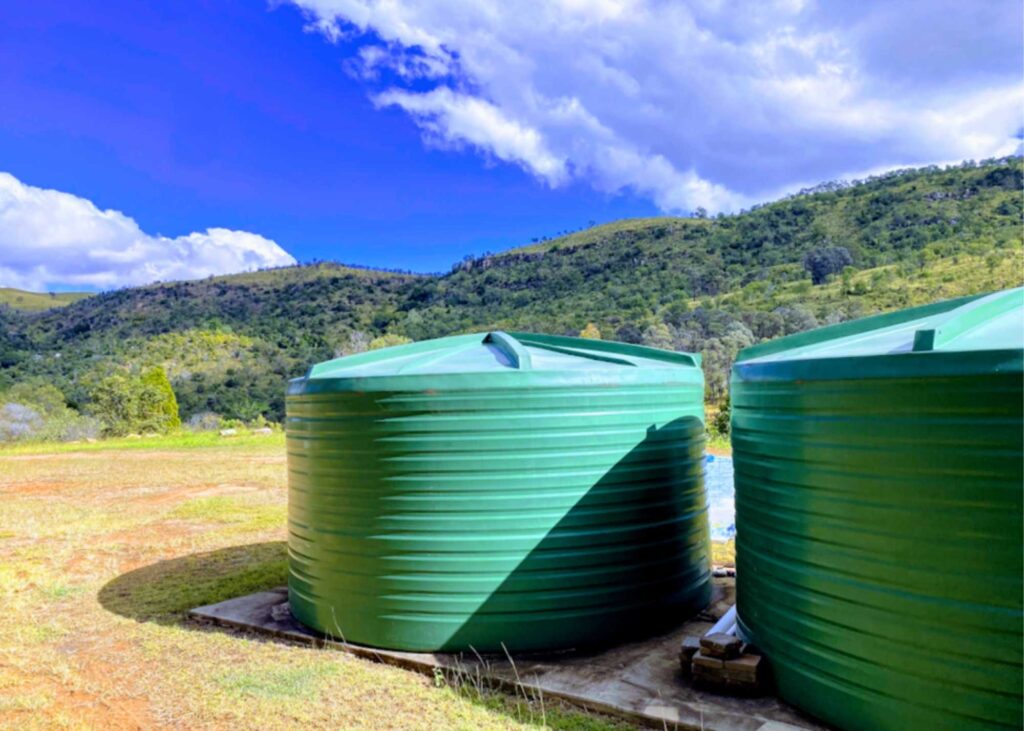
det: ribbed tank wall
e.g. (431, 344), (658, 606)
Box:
(732, 370), (1023, 731)
(287, 382), (710, 652)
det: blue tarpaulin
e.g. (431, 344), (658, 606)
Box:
(705, 455), (735, 540)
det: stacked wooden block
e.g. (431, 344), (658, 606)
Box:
(679, 631), (764, 691)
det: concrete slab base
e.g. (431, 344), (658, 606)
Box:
(189, 578), (825, 731)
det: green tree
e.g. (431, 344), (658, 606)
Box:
(88, 368), (181, 436)
(87, 374), (137, 436)
(141, 367), (181, 431)
(642, 322), (675, 350)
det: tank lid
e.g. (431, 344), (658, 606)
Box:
(306, 331), (699, 380)
(737, 287), (1024, 364)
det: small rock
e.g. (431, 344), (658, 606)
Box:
(270, 602), (292, 622)
(691, 650), (726, 682)
(723, 654), (762, 685)
(219, 428), (238, 437)
(252, 427), (273, 435)
(679, 635), (701, 673)
(700, 632), (743, 659)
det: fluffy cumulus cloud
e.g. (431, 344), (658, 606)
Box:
(0, 173), (296, 290)
(291, 0), (1024, 213)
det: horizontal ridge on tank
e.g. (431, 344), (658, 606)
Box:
(286, 331), (712, 652)
(731, 287), (1024, 731)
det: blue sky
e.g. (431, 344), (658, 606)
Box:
(0, 0), (1021, 290)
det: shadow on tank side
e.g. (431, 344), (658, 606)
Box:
(439, 415), (712, 653)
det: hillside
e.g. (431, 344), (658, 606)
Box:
(2, 157), (1021, 425)
(2, 263), (418, 420)
(404, 159), (1021, 337)
(0, 288), (91, 312)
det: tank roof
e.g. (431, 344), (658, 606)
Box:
(305, 331), (699, 380)
(737, 287), (1023, 365)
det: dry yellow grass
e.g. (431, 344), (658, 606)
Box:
(711, 540), (736, 568)
(0, 441), (631, 730)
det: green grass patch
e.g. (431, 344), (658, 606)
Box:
(170, 496), (285, 532)
(0, 287), (91, 312)
(39, 583), (85, 600)
(705, 434), (731, 455)
(97, 542), (287, 623)
(445, 682), (634, 731)
(215, 662), (340, 701)
(0, 429), (285, 455)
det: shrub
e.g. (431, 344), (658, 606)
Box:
(142, 367), (181, 431)
(87, 367), (182, 437)
(709, 397), (731, 437)
(187, 411), (223, 431)
(0, 381), (102, 443)
(369, 333), (413, 350)
(0, 403), (42, 441)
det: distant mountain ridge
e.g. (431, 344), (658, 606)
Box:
(2, 157), (1021, 422)
(0, 288), (91, 312)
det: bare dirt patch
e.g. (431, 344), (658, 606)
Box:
(1, 441), (633, 730)
(0, 481), (73, 497)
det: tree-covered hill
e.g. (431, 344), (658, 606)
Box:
(401, 158), (1021, 337)
(2, 263), (418, 421)
(2, 157), (1021, 429)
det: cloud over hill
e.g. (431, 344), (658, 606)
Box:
(292, 0), (1024, 213)
(0, 172), (296, 290)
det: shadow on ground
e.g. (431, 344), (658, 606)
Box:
(98, 541), (287, 625)
(97, 541), (637, 730)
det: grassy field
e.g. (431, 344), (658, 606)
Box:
(0, 436), (667, 730)
(0, 288), (92, 312)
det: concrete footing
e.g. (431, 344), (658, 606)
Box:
(188, 578), (824, 731)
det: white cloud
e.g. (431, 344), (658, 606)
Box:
(291, 0), (1023, 213)
(0, 172), (296, 291)
(374, 87), (569, 184)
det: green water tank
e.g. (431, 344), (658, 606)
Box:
(731, 288), (1023, 731)
(286, 331), (710, 652)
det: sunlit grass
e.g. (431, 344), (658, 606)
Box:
(705, 433), (731, 455)
(214, 662), (341, 701)
(170, 496), (286, 533)
(0, 287), (90, 312)
(0, 429), (285, 455)
(0, 438), (630, 730)
(711, 540), (736, 567)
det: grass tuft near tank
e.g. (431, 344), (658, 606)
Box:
(286, 331), (711, 652)
(731, 287), (1023, 731)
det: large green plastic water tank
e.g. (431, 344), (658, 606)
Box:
(286, 331), (710, 652)
(731, 288), (1023, 731)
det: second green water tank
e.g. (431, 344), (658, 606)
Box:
(287, 331), (711, 652)
(732, 288), (1023, 731)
